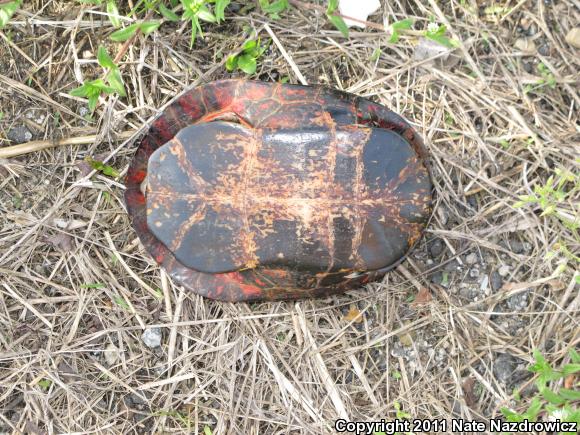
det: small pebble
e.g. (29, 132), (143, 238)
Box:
(430, 271), (443, 285)
(141, 327), (162, 348)
(479, 274), (489, 292)
(390, 342), (409, 359)
(498, 265), (510, 277)
(508, 240), (531, 254)
(538, 43), (550, 56)
(565, 27), (580, 48)
(507, 290), (530, 311)
(429, 239), (444, 257)
(465, 253), (478, 265)
(514, 38), (537, 54)
(494, 354), (517, 384)
(491, 271), (503, 291)
(469, 268), (480, 279)
(104, 343), (120, 366)
(7, 125), (32, 144)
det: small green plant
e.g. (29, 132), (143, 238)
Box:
(37, 379), (52, 389)
(154, 410), (194, 430)
(524, 62), (557, 94)
(387, 18), (413, 44)
(80, 282), (106, 289)
(69, 79), (117, 113)
(515, 168), (579, 231)
(109, 20), (161, 41)
(370, 47), (381, 61)
(424, 22), (459, 48)
(77, 0), (122, 28)
(85, 157), (120, 178)
(96, 46), (126, 96)
(259, 0), (288, 19)
(180, 0), (230, 46)
(373, 401), (413, 435)
(326, 0), (349, 38)
(0, 0), (21, 29)
(226, 39), (267, 74)
(501, 349), (580, 429)
(113, 295), (130, 309)
(69, 46), (126, 112)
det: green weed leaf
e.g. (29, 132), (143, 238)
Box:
(328, 14), (349, 38)
(140, 20), (161, 35)
(215, 0), (230, 22)
(106, 0), (121, 28)
(225, 54), (238, 71)
(259, 0), (288, 15)
(197, 5), (216, 23)
(391, 18), (414, 31)
(0, 0), (21, 29)
(86, 156), (120, 178)
(237, 54), (256, 74)
(97, 46), (116, 69)
(110, 23), (140, 41)
(559, 388), (580, 401)
(107, 68), (126, 96)
(159, 3), (179, 21)
(327, 0), (339, 14)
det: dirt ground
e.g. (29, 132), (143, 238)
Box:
(0, 1), (578, 434)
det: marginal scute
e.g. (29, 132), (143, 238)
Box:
(125, 79), (433, 302)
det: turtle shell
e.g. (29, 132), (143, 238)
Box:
(125, 80), (432, 302)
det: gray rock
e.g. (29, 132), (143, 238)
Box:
(491, 271), (503, 291)
(429, 239), (444, 257)
(141, 327), (162, 348)
(498, 265), (510, 277)
(494, 354), (517, 383)
(507, 290), (530, 311)
(6, 125), (32, 144)
(469, 268), (480, 279)
(25, 110), (46, 125)
(104, 343), (120, 366)
(479, 274), (489, 292)
(444, 260), (461, 272)
(430, 271), (443, 285)
(390, 341), (411, 360)
(459, 285), (477, 300)
(508, 240), (531, 254)
(538, 43), (550, 56)
(465, 253), (479, 265)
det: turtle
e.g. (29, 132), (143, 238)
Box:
(125, 79), (433, 302)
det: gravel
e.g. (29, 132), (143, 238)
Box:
(498, 265), (511, 277)
(491, 271), (503, 291)
(465, 253), (479, 265)
(493, 354), (518, 384)
(141, 327), (162, 348)
(429, 239), (444, 257)
(6, 125), (32, 144)
(507, 290), (530, 311)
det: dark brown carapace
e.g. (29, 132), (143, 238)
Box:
(125, 80), (432, 302)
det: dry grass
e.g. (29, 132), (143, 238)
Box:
(0, 1), (579, 434)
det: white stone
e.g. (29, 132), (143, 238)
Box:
(339, 0), (381, 28)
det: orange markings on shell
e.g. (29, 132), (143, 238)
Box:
(124, 79), (433, 302)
